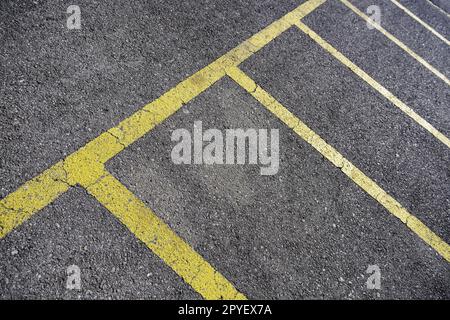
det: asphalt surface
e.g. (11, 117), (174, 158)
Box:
(0, 0), (449, 299)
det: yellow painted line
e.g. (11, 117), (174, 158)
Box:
(294, 21), (450, 149)
(86, 171), (247, 300)
(340, 0), (450, 86)
(427, 0), (450, 19)
(0, 0), (326, 239)
(108, 0), (327, 151)
(0, 0), (326, 299)
(389, 0), (450, 46)
(0, 162), (69, 238)
(227, 66), (450, 263)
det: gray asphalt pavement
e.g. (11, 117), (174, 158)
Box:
(0, 0), (449, 299)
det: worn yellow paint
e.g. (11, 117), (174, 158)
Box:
(0, 0), (327, 299)
(0, 0), (326, 238)
(295, 21), (450, 149)
(108, 0), (327, 149)
(339, 0), (450, 86)
(87, 171), (247, 300)
(226, 66), (450, 263)
(0, 162), (70, 238)
(389, 0), (450, 46)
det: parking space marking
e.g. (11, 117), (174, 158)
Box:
(1, 0), (449, 299)
(389, 0), (450, 45)
(0, 0), (327, 299)
(0, 161), (70, 238)
(226, 66), (450, 263)
(295, 20), (450, 149)
(0, 0), (325, 239)
(340, 0), (450, 86)
(87, 171), (246, 300)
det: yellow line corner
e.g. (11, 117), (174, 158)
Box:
(226, 66), (450, 263)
